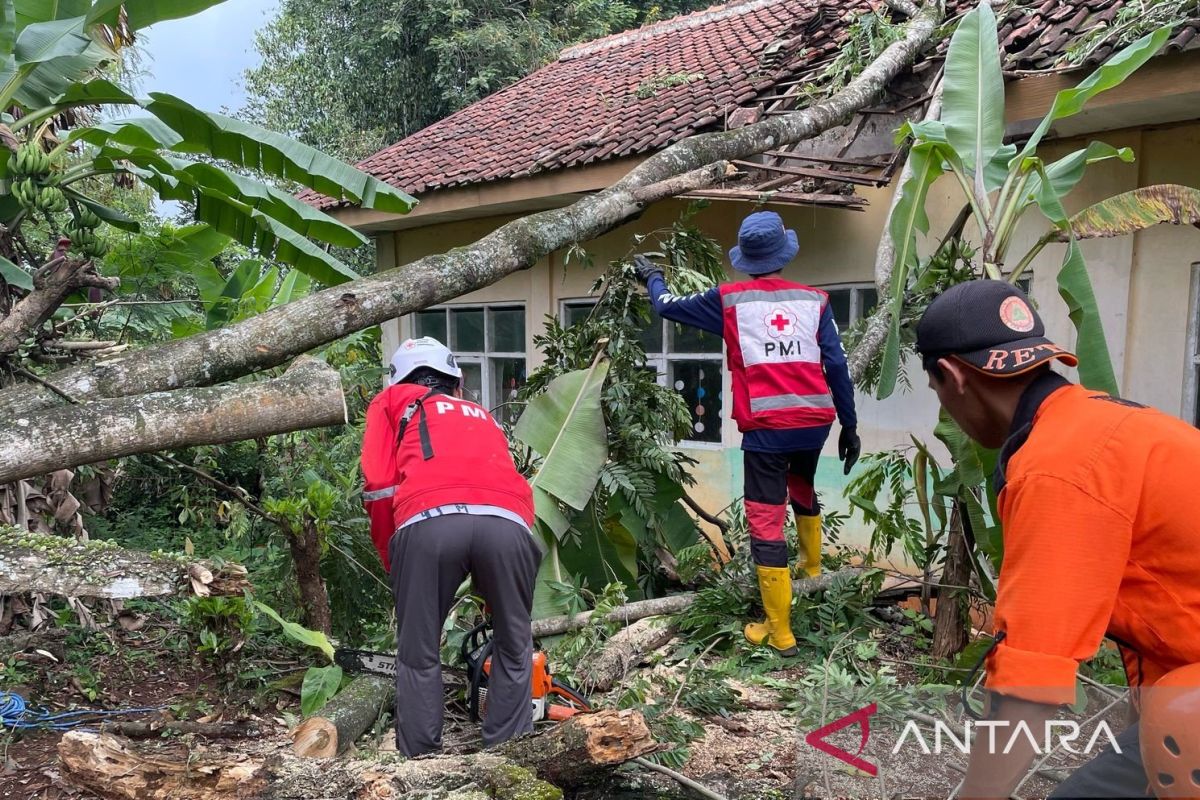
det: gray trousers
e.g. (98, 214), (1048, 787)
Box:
(1049, 723), (1149, 798)
(388, 513), (541, 757)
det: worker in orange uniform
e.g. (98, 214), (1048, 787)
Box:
(635, 210), (860, 657)
(361, 337), (540, 757)
(915, 280), (1200, 798)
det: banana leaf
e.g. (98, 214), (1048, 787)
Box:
(1028, 159), (1120, 394)
(1015, 27), (1171, 164)
(1059, 184), (1200, 241)
(513, 359), (610, 512)
(941, 1), (1004, 179)
(0, 253), (30, 290)
(878, 141), (946, 399)
(71, 94), (416, 213)
(1022, 142), (1135, 209)
(86, 0), (231, 30)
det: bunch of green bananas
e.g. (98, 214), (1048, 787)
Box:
(11, 177), (39, 210)
(64, 221), (109, 259)
(75, 208), (103, 230)
(33, 185), (68, 213)
(10, 142), (52, 180)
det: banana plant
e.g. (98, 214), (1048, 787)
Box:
(0, 1), (415, 288)
(873, 3), (1198, 598)
(878, 3), (1176, 398)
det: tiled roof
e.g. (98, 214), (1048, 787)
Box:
(308, 0), (1199, 208)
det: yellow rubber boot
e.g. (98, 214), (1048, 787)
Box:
(742, 566), (797, 656)
(797, 515), (823, 579)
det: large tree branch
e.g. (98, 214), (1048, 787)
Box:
(0, 2), (943, 419)
(0, 247), (119, 357)
(0, 356), (346, 484)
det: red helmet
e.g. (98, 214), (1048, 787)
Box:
(1141, 663), (1200, 798)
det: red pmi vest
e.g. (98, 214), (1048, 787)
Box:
(719, 278), (836, 432)
(361, 383), (534, 571)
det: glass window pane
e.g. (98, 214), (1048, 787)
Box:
(451, 308), (484, 352)
(637, 319), (664, 354)
(414, 310), (447, 342)
(669, 359), (722, 443)
(828, 289), (851, 331)
(490, 357), (527, 424)
(460, 361), (483, 405)
(858, 288), (878, 322)
(564, 301), (596, 328)
(489, 307), (525, 353)
(669, 322), (722, 354)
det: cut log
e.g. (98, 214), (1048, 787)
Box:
(292, 673), (393, 758)
(0, 356), (347, 485)
(576, 616), (677, 692)
(531, 567), (864, 637)
(497, 708), (656, 787)
(57, 731), (269, 800)
(0, 527), (249, 599)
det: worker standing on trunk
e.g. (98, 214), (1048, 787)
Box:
(635, 210), (860, 657)
(361, 337), (540, 756)
(915, 280), (1200, 799)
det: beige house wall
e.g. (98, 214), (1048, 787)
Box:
(376, 120), (1200, 556)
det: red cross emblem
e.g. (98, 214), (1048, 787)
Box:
(764, 308), (796, 338)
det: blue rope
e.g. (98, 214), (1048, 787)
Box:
(0, 691), (164, 732)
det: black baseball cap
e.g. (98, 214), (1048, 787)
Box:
(915, 280), (1077, 376)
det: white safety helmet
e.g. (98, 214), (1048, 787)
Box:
(388, 337), (463, 386)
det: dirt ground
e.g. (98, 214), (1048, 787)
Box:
(0, 608), (1132, 800)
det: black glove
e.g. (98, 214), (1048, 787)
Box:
(838, 427), (861, 475)
(632, 254), (664, 285)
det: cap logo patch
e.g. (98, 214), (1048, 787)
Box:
(999, 296), (1035, 333)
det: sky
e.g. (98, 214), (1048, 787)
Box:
(137, 0), (280, 114)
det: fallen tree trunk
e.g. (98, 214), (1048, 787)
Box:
(292, 673), (393, 758)
(58, 732), (270, 800)
(63, 710), (655, 799)
(1, 2), (942, 421)
(0, 528), (249, 599)
(532, 567), (864, 638)
(0, 356), (346, 485)
(576, 616), (677, 692)
(96, 720), (262, 739)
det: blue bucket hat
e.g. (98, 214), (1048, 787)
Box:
(729, 211), (799, 274)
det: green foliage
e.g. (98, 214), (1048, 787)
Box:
(300, 664), (344, 715)
(518, 210), (726, 608)
(180, 595), (255, 661)
(1064, 0), (1199, 66)
(241, 0), (714, 161)
(254, 600), (334, 662)
(817, 8), (905, 96)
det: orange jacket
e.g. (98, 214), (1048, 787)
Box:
(987, 373), (1200, 705)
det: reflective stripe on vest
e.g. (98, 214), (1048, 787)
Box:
(721, 288), (826, 307)
(749, 393), (836, 413)
(363, 486), (397, 502)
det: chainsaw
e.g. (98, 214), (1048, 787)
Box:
(336, 619), (590, 723)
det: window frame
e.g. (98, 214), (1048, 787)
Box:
(1185, 263), (1200, 426)
(559, 297), (727, 447)
(410, 303), (527, 415)
(819, 282), (878, 330)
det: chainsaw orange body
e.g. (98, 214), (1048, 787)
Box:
(474, 648), (589, 722)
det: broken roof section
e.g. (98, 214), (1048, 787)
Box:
(307, 0), (1200, 212)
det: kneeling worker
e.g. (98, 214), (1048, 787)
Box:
(361, 337), (540, 756)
